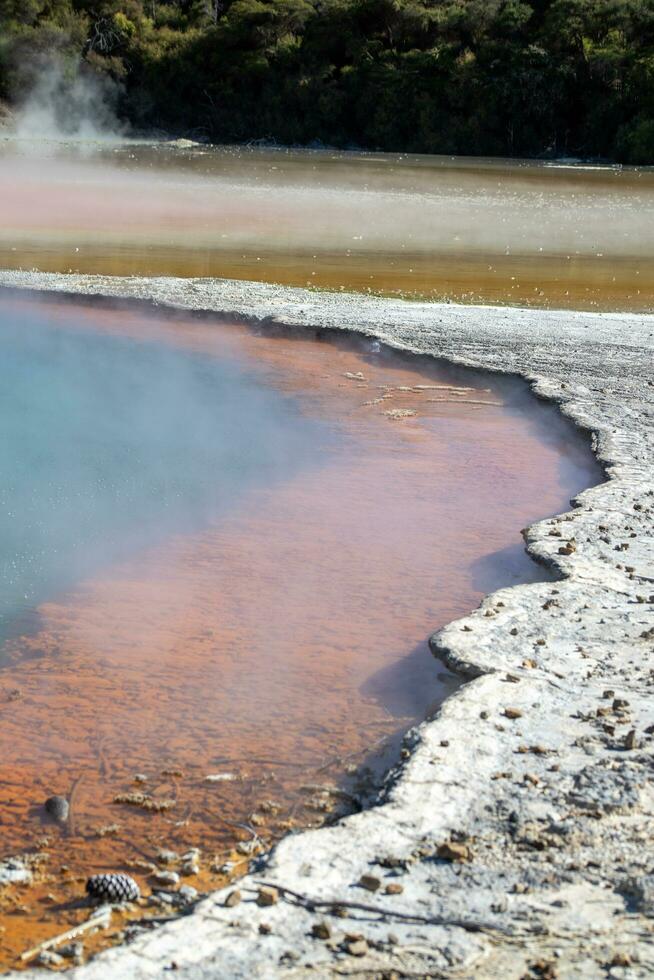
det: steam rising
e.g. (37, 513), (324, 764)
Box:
(11, 59), (125, 142)
(0, 296), (328, 643)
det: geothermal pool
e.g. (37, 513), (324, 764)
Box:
(0, 291), (599, 964)
(1, 140), (653, 311)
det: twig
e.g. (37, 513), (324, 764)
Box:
(252, 881), (528, 937)
(67, 772), (85, 837)
(21, 907), (112, 962)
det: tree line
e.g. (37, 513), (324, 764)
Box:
(1, 0), (653, 162)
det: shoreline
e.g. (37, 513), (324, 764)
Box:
(2, 271), (653, 978)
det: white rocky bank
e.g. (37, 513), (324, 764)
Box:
(2, 272), (653, 980)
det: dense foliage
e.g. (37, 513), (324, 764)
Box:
(1, 0), (654, 161)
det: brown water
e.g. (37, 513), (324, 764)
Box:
(0, 293), (600, 965)
(1, 141), (653, 310)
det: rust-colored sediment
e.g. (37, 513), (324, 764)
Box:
(0, 299), (594, 965)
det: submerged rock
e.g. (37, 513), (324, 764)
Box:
(44, 795), (69, 823)
(0, 857), (31, 887)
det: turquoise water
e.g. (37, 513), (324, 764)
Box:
(0, 296), (329, 641)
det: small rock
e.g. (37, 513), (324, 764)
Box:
(610, 952), (631, 967)
(224, 889), (241, 907)
(257, 886), (279, 907)
(36, 950), (65, 967)
(156, 849), (178, 865)
(385, 882), (403, 895)
(504, 708), (523, 719)
(358, 874), (381, 892)
(149, 892), (174, 906)
(344, 937), (368, 957)
(59, 942), (84, 962)
(133, 773), (148, 784)
(437, 841), (471, 863)
(178, 885), (198, 903)
(259, 922), (271, 935)
(311, 921), (331, 940)
(151, 870), (179, 888)
(624, 729), (638, 750)
(530, 959), (558, 978)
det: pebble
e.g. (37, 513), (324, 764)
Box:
(149, 893), (174, 906)
(224, 889), (242, 907)
(178, 885), (198, 903)
(437, 841), (471, 862)
(151, 870), (179, 887)
(36, 951), (64, 967)
(385, 882), (404, 895)
(624, 729), (638, 750)
(257, 886), (279, 907)
(59, 942), (84, 963)
(358, 873), (381, 892)
(311, 921), (331, 940)
(156, 849), (178, 865)
(504, 707), (523, 719)
(344, 937), (368, 957)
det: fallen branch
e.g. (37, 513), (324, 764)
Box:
(252, 881), (533, 937)
(21, 907), (112, 962)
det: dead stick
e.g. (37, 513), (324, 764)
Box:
(253, 881), (531, 937)
(21, 908), (112, 962)
(67, 772), (85, 837)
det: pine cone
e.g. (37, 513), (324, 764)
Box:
(86, 873), (140, 904)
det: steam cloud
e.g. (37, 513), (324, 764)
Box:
(11, 58), (126, 142)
